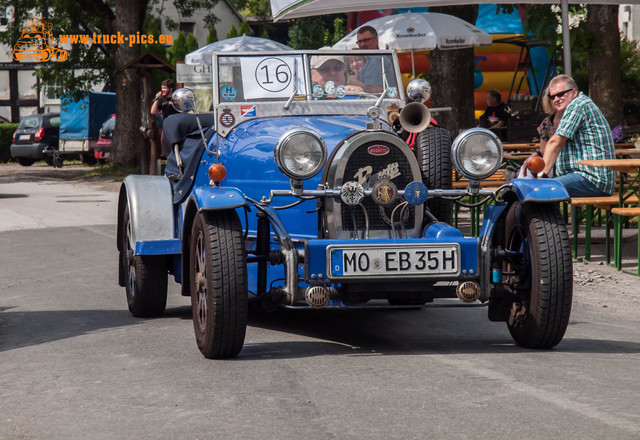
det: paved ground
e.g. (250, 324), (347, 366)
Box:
(2, 162), (640, 439)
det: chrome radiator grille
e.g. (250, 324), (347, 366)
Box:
(323, 132), (423, 239)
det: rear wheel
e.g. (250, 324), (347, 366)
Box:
(190, 210), (247, 359)
(504, 202), (572, 349)
(15, 157), (35, 166)
(121, 204), (168, 317)
(414, 126), (452, 223)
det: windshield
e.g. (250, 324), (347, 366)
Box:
(215, 51), (399, 104)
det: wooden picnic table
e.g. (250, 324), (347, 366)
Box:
(578, 158), (640, 174)
(615, 148), (640, 156)
(502, 143), (538, 151)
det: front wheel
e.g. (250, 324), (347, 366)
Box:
(190, 210), (247, 359)
(121, 204), (168, 317)
(504, 202), (573, 349)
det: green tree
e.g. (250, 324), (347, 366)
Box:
(206, 26), (219, 44)
(238, 20), (252, 36)
(227, 24), (239, 38)
(0, 0), (226, 168)
(186, 33), (199, 53)
(287, 15), (346, 49)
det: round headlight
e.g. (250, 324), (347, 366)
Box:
(451, 128), (503, 180)
(274, 130), (327, 180)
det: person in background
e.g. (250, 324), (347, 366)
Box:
(151, 79), (179, 128)
(535, 74), (615, 197)
(478, 89), (510, 139)
(311, 54), (347, 89)
(538, 84), (563, 158)
(346, 54), (367, 89)
(353, 25), (394, 93)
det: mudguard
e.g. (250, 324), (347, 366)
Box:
(189, 186), (249, 211)
(506, 178), (570, 203)
(117, 175), (178, 256)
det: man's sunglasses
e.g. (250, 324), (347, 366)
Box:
(318, 63), (344, 73)
(548, 88), (574, 100)
(356, 36), (376, 46)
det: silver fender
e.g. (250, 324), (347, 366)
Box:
(117, 175), (175, 254)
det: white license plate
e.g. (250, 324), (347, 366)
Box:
(328, 244), (460, 278)
(19, 134), (30, 140)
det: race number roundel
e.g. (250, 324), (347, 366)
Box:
(255, 57), (292, 93)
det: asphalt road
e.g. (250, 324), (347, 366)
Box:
(1, 164), (640, 439)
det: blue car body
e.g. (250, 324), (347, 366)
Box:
(117, 49), (573, 358)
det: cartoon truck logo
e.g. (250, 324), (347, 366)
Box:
(12, 16), (67, 62)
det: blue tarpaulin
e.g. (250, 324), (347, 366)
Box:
(59, 92), (115, 140)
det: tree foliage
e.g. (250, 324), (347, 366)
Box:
(287, 15), (347, 49)
(206, 25), (219, 44)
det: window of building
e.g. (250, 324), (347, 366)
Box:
(179, 22), (195, 35)
(45, 80), (63, 101)
(0, 7), (9, 29)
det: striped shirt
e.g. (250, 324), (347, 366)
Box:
(555, 92), (615, 194)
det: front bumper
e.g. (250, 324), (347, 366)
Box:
(305, 223), (480, 283)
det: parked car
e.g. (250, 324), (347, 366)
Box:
(117, 50), (574, 359)
(10, 113), (60, 166)
(95, 114), (115, 162)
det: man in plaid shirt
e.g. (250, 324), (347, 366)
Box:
(538, 74), (615, 197)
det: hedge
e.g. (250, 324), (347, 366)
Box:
(0, 123), (18, 163)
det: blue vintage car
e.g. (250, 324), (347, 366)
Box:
(117, 50), (573, 359)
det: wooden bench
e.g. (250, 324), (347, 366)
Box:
(610, 206), (640, 274)
(452, 169), (507, 189)
(568, 194), (639, 262)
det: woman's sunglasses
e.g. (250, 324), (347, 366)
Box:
(548, 88), (574, 100)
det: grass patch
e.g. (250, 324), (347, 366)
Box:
(75, 162), (138, 181)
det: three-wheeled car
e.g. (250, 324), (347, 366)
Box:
(117, 50), (573, 359)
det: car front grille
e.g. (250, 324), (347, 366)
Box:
(323, 132), (423, 239)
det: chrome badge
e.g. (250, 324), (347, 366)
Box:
(371, 176), (398, 206)
(340, 181), (365, 206)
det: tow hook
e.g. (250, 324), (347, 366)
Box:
(508, 301), (528, 327)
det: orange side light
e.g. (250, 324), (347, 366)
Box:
(208, 163), (227, 183)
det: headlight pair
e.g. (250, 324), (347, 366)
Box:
(274, 130), (326, 180)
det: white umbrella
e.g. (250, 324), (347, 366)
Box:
(333, 12), (490, 75)
(271, 0), (640, 76)
(185, 35), (293, 65)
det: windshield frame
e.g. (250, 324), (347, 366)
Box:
(210, 49), (405, 136)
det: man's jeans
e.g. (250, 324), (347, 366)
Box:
(552, 173), (610, 198)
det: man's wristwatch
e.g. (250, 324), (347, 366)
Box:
(537, 172), (549, 178)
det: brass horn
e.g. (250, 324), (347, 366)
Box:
(399, 102), (431, 133)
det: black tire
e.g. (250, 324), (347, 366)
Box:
(15, 157), (35, 166)
(414, 126), (452, 223)
(190, 210), (247, 359)
(44, 156), (54, 167)
(121, 204), (168, 317)
(504, 202), (573, 349)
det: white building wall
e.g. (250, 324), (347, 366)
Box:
(152, 0), (242, 48)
